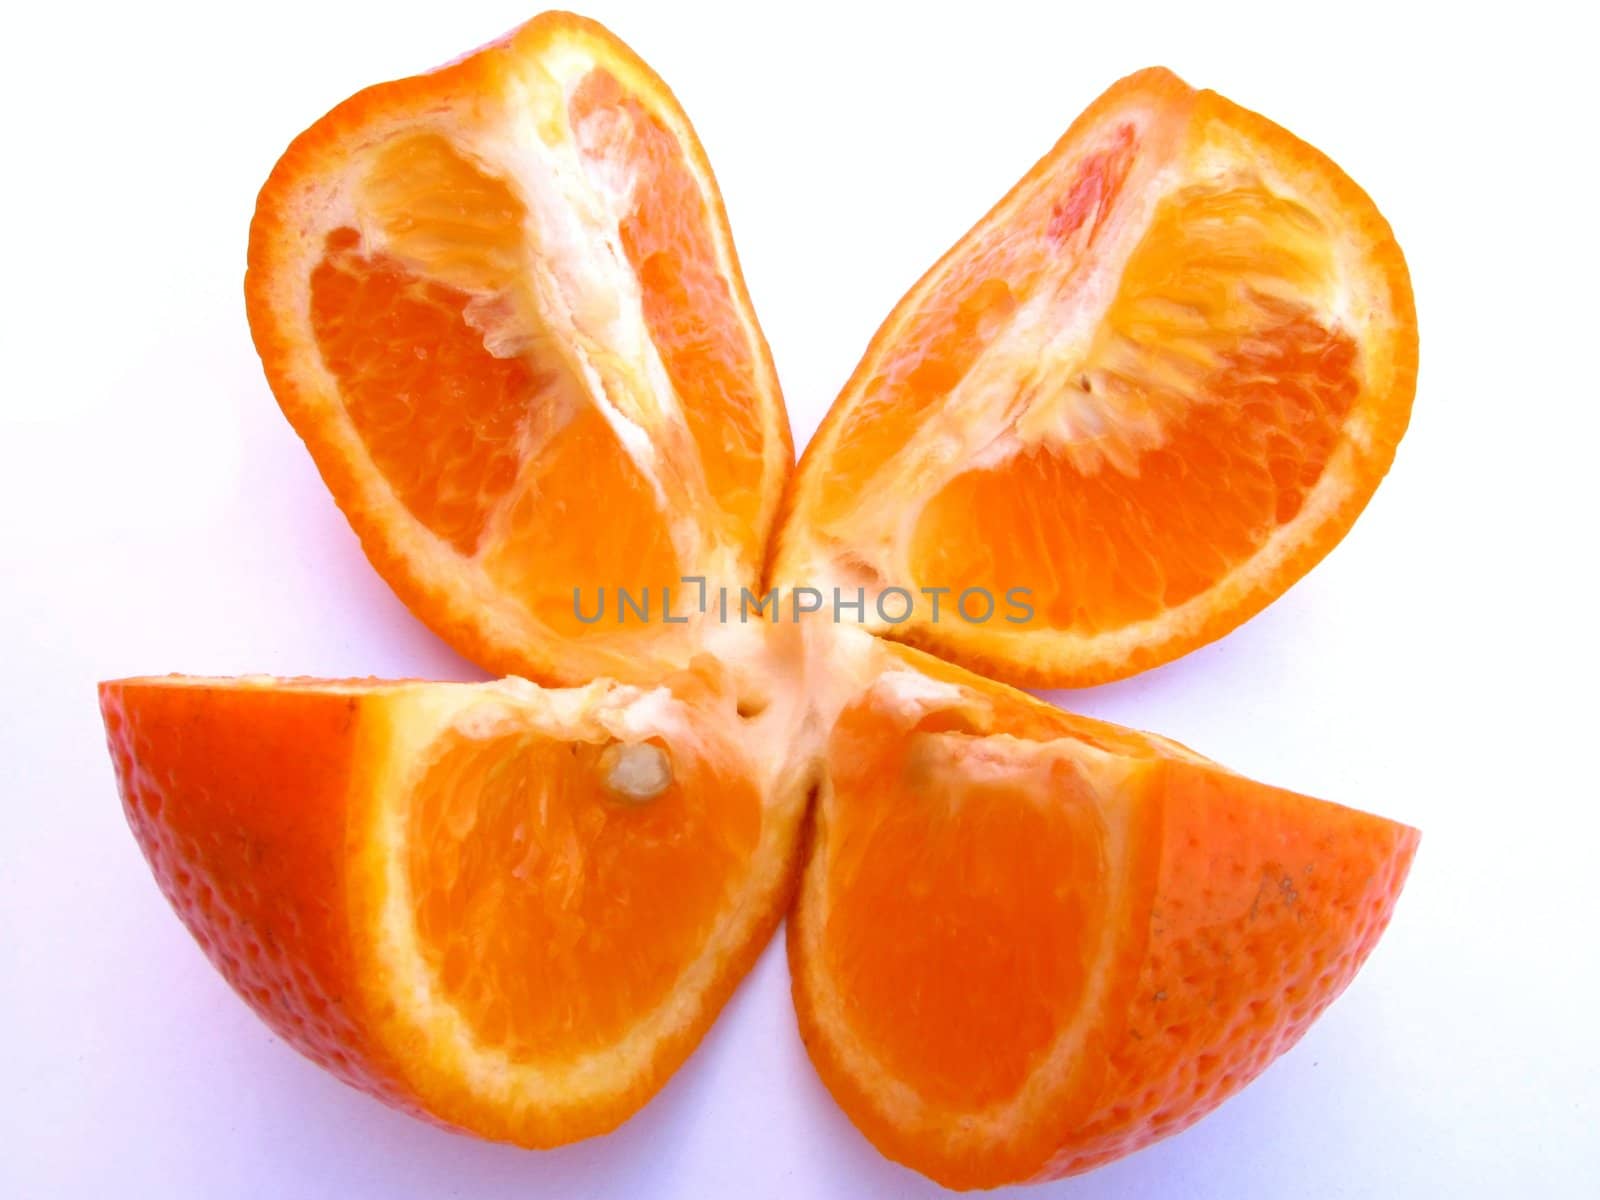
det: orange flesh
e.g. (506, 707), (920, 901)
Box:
(889, 157), (1354, 623)
(570, 68), (770, 559)
(824, 699), (1116, 1106)
(408, 726), (762, 1060)
(481, 400), (683, 639)
(809, 263), (1015, 533)
(907, 168), (1358, 632)
(911, 314), (1357, 632)
(807, 128), (1137, 533)
(310, 226), (536, 555)
(300, 58), (790, 644)
(309, 129), (690, 632)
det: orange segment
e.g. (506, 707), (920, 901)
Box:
(407, 723), (760, 1061)
(790, 641), (1418, 1188)
(823, 704), (1124, 1111)
(100, 670), (810, 1147)
(247, 13), (790, 685)
(771, 68), (1416, 686)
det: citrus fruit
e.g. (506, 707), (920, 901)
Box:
(789, 636), (1418, 1188)
(246, 12), (790, 686)
(110, 16), (1422, 1183)
(99, 666), (810, 1145)
(771, 67), (1417, 687)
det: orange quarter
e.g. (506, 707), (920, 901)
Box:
(247, 12), (790, 686)
(100, 668), (811, 1145)
(772, 68), (1417, 686)
(789, 639), (1418, 1187)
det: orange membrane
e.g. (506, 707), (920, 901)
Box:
(570, 68), (770, 559)
(408, 725), (762, 1060)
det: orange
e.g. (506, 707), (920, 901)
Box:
(789, 636), (1418, 1188)
(108, 17), (1423, 1184)
(99, 666), (811, 1146)
(771, 67), (1417, 687)
(246, 12), (791, 686)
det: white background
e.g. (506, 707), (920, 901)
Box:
(3, 1), (1596, 1195)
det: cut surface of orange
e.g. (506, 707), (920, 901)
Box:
(247, 12), (790, 685)
(771, 67), (1417, 686)
(789, 637), (1418, 1188)
(100, 668), (810, 1146)
(114, 20), (1424, 1183)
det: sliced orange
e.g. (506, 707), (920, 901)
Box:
(772, 68), (1417, 686)
(114, 24), (1423, 1181)
(100, 667), (810, 1145)
(247, 12), (790, 685)
(790, 636), (1417, 1188)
